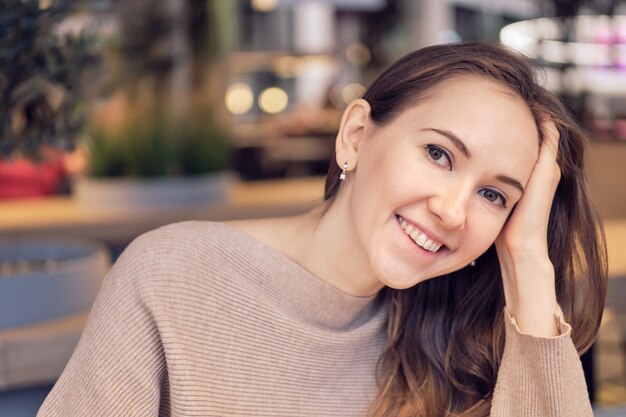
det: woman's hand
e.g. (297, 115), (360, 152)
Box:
(495, 119), (562, 337)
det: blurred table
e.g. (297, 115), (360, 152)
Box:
(606, 218), (626, 278)
(0, 176), (325, 246)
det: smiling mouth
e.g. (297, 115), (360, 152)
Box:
(396, 215), (446, 253)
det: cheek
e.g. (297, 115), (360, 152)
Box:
(351, 145), (412, 213)
(466, 215), (507, 253)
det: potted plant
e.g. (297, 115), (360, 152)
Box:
(70, 0), (235, 206)
(73, 96), (233, 206)
(0, 0), (97, 199)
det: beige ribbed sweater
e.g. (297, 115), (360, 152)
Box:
(37, 221), (593, 417)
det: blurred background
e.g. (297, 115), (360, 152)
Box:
(2, 0), (626, 415)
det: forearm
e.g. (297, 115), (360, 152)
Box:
(498, 250), (560, 337)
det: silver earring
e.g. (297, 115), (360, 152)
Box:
(470, 260), (476, 267)
(339, 162), (348, 181)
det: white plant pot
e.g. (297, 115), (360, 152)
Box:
(0, 237), (110, 330)
(0, 237), (110, 390)
(73, 171), (232, 207)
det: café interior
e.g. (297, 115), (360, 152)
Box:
(2, 0), (626, 415)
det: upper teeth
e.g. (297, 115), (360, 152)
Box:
(398, 216), (443, 253)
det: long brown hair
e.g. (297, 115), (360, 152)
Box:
(324, 42), (608, 417)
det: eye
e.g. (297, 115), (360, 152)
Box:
(426, 145), (452, 170)
(478, 188), (507, 208)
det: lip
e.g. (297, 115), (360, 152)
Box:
(395, 214), (451, 252)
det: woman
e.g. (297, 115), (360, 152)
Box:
(38, 42), (607, 417)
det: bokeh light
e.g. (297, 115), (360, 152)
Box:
(225, 83), (254, 115)
(251, 0), (279, 13)
(345, 43), (371, 67)
(259, 87), (288, 114)
(39, 0), (53, 10)
(341, 83), (366, 104)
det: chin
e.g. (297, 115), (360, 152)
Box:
(378, 263), (474, 290)
(378, 271), (432, 290)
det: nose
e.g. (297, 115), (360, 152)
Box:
(427, 183), (471, 230)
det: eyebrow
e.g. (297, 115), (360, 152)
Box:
(496, 175), (524, 193)
(422, 127), (525, 193)
(423, 128), (471, 158)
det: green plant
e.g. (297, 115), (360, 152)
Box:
(86, 111), (232, 178)
(172, 118), (232, 176)
(0, 0), (97, 160)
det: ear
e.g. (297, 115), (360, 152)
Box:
(335, 99), (371, 172)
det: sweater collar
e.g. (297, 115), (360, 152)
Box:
(219, 222), (387, 330)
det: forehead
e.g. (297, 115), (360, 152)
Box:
(393, 75), (540, 178)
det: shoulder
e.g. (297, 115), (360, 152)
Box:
(128, 220), (253, 261)
(136, 220), (240, 246)
(113, 221), (261, 294)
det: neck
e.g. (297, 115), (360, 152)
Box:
(292, 197), (384, 298)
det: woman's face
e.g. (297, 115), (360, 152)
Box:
(345, 75), (540, 289)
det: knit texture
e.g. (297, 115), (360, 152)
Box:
(491, 309), (593, 416)
(37, 221), (593, 417)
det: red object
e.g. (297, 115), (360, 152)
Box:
(0, 156), (67, 199)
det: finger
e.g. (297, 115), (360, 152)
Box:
(530, 120), (561, 186)
(514, 121), (561, 220)
(540, 120), (560, 160)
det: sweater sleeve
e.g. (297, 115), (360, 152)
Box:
(490, 307), (593, 417)
(37, 236), (168, 417)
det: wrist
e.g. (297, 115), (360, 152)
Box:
(499, 255), (559, 337)
(506, 300), (561, 337)
(505, 304), (563, 338)
(499, 255), (555, 297)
